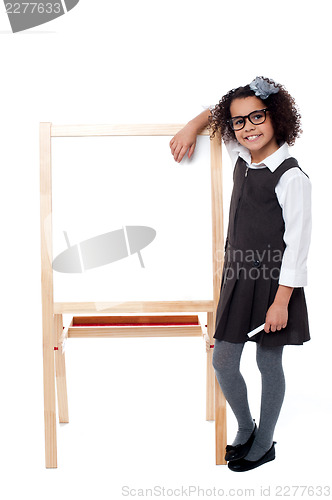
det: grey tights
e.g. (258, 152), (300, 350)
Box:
(212, 340), (285, 461)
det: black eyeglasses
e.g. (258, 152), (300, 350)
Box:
(228, 108), (269, 131)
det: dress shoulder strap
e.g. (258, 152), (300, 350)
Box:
(273, 157), (309, 185)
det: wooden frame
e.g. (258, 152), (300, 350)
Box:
(40, 123), (226, 468)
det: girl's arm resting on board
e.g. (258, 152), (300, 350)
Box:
(169, 109), (211, 163)
(264, 285), (294, 333)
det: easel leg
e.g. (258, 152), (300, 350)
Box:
(206, 312), (215, 420)
(54, 314), (69, 423)
(208, 314), (227, 465)
(43, 317), (57, 468)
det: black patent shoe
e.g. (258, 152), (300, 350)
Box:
(224, 422), (257, 462)
(228, 441), (276, 472)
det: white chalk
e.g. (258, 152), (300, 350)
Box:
(247, 323), (265, 338)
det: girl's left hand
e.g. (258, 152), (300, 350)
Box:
(264, 303), (288, 333)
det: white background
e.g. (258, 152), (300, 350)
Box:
(0, 1), (331, 498)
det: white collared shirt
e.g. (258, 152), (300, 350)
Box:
(225, 140), (312, 287)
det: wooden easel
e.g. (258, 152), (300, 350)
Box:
(40, 123), (227, 468)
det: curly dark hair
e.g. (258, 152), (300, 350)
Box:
(208, 77), (302, 146)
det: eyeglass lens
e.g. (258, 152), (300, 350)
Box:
(230, 109), (267, 131)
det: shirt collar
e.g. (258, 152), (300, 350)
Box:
(228, 141), (290, 172)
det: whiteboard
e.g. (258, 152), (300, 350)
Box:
(51, 134), (213, 302)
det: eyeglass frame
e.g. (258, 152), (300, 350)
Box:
(228, 108), (269, 131)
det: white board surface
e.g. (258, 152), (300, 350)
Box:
(51, 134), (213, 302)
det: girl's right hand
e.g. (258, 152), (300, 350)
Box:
(169, 123), (198, 163)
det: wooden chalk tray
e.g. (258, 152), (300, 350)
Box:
(66, 314), (203, 339)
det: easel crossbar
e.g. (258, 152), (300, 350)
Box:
(50, 124), (210, 137)
(54, 301), (215, 314)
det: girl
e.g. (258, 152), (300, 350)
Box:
(170, 77), (311, 472)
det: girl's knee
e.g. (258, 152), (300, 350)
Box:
(212, 345), (223, 372)
(212, 340), (242, 376)
(256, 345), (284, 374)
(212, 344), (228, 374)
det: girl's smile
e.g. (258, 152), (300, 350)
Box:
(230, 96), (279, 163)
(244, 134), (262, 142)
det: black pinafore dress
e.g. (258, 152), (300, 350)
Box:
(214, 157), (310, 346)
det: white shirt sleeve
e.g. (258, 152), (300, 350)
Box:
(276, 169), (312, 287)
(224, 140), (241, 169)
